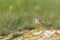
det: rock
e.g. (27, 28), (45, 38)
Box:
(32, 31), (42, 35)
(43, 30), (55, 38)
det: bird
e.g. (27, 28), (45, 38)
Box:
(35, 16), (42, 27)
(34, 16), (43, 32)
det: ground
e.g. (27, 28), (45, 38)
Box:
(0, 28), (60, 40)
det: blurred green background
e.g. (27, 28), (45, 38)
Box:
(0, 0), (60, 35)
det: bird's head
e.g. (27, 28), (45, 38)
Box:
(35, 16), (39, 19)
